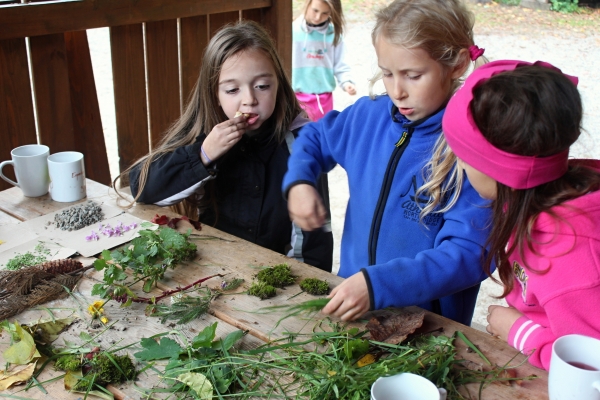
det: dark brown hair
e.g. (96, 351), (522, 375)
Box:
(470, 65), (600, 297)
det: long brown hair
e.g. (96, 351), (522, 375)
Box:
(114, 21), (302, 215)
(301, 0), (345, 46)
(470, 66), (600, 297)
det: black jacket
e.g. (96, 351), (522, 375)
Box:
(129, 127), (333, 272)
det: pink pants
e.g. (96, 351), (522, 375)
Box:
(296, 92), (334, 121)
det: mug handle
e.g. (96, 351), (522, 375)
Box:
(593, 381), (600, 393)
(0, 160), (19, 187)
(438, 388), (447, 400)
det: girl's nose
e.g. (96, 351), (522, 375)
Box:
(242, 90), (258, 106)
(391, 81), (407, 100)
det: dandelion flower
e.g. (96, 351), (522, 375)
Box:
(88, 300), (105, 318)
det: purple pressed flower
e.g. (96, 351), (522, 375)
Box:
(85, 230), (100, 241)
(220, 281), (228, 289)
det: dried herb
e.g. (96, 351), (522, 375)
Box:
(256, 263), (295, 288)
(145, 287), (214, 325)
(247, 281), (277, 300)
(299, 278), (329, 295)
(4, 242), (51, 270)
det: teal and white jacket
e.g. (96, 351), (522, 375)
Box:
(292, 16), (354, 95)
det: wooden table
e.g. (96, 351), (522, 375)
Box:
(0, 180), (548, 399)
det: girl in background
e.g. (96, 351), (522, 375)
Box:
(442, 60), (600, 370)
(292, 0), (356, 121)
(117, 21), (333, 272)
(284, 0), (491, 325)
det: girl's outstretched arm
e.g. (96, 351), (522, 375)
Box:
(486, 305), (522, 341)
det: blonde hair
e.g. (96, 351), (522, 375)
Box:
(369, 0), (487, 219)
(302, 0), (346, 46)
(114, 21), (302, 216)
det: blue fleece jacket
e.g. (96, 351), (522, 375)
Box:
(283, 95), (492, 325)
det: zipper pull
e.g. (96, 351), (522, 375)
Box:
(395, 131), (408, 147)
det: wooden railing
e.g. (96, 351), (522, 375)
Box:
(0, 0), (291, 189)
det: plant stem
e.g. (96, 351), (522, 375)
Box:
(132, 273), (224, 303)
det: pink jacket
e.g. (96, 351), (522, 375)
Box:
(506, 160), (600, 370)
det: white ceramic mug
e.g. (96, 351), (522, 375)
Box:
(549, 334), (600, 400)
(371, 373), (447, 400)
(47, 151), (87, 202)
(0, 144), (50, 197)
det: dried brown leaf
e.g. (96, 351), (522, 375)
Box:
(366, 308), (425, 344)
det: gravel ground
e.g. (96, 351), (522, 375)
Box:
(89, 2), (600, 330)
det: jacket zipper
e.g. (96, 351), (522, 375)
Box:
(368, 127), (414, 265)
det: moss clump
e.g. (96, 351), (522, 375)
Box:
(248, 281), (277, 300)
(72, 353), (137, 390)
(299, 278), (329, 295)
(55, 354), (82, 371)
(256, 264), (295, 288)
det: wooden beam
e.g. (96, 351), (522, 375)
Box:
(0, 0), (271, 40)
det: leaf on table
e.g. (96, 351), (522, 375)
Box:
(25, 316), (78, 345)
(176, 372), (213, 399)
(3, 322), (41, 365)
(134, 337), (183, 361)
(0, 362), (36, 390)
(366, 308), (425, 344)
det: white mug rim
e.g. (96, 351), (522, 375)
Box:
(553, 334), (600, 372)
(48, 151), (84, 164)
(11, 144), (50, 158)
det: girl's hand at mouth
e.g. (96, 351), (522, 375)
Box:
(202, 115), (248, 163)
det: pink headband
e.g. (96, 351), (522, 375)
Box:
(442, 60), (578, 189)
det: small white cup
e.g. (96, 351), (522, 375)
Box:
(549, 334), (600, 400)
(0, 144), (50, 197)
(371, 373), (447, 400)
(47, 151), (87, 202)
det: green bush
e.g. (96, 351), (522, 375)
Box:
(551, 0), (579, 12)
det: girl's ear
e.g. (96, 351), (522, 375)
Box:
(450, 48), (470, 80)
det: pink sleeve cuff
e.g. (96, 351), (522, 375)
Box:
(508, 316), (542, 353)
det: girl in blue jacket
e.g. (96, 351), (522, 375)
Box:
(283, 0), (491, 325)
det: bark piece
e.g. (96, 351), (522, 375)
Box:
(366, 308), (426, 344)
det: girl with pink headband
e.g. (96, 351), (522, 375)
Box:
(443, 59), (600, 370)
(283, 0), (492, 326)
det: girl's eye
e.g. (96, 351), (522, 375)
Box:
(382, 72), (392, 78)
(225, 88), (239, 94)
(407, 75), (422, 80)
(256, 84), (270, 90)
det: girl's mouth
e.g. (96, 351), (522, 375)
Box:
(398, 108), (414, 116)
(246, 113), (260, 125)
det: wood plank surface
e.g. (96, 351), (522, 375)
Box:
(29, 33), (76, 153)
(262, 0), (292, 77)
(145, 19), (180, 147)
(208, 11), (240, 38)
(0, 38), (37, 191)
(110, 24), (148, 182)
(0, 179), (549, 399)
(179, 15), (208, 106)
(64, 30), (112, 186)
(0, 0), (271, 40)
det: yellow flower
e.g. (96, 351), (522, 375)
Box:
(88, 300), (105, 318)
(100, 316), (109, 324)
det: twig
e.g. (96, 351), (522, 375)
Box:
(131, 273), (224, 303)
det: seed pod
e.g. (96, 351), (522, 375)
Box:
(37, 259), (83, 275)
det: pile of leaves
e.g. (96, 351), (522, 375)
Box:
(135, 320), (534, 399)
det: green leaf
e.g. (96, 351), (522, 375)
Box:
(101, 249), (112, 261)
(192, 323), (218, 349)
(91, 283), (106, 296)
(134, 337), (183, 361)
(93, 258), (107, 271)
(176, 372), (213, 399)
(3, 322), (41, 365)
(142, 279), (153, 293)
(344, 339), (369, 361)
(214, 330), (244, 352)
